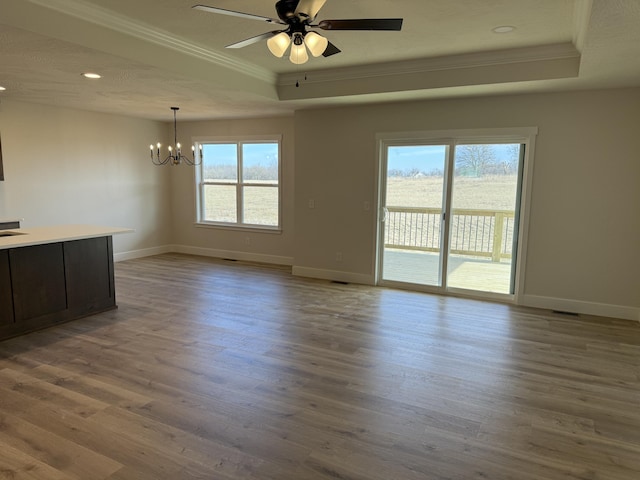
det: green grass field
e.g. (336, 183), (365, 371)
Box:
(386, 175), (519, 210)
(201, 174), (519, 226)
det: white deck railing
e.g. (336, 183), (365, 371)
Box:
(385, 207), (515, 261)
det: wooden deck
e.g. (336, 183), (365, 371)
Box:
(382, 248), (513, 293)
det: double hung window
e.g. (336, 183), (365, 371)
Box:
(196, 138), (281, 229)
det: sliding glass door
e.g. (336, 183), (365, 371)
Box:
(445, 144), (523, 294)
(380, 144), (448, 287)
(378, 131), (533, 297)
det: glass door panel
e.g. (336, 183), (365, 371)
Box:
(381, 145), (447, 286)
(446, 144), (522, 293)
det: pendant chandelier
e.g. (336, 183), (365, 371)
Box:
(150, 107), (202, 166)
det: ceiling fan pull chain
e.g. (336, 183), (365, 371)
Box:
(296, 73), (308, 88)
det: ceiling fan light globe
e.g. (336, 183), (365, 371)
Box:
(304, 32), (328, 57)
(267, 32), (291, 57)
(289, 42), (309, 64)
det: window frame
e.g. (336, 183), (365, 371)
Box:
(375, 127), (538, 303)
(194, 135), (282, 231)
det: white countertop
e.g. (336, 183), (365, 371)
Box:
(0, 224), (133, 250)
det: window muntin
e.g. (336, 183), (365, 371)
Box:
(197, 139), (280, 229)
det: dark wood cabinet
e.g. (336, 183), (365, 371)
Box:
(0, 236), (117, 340)
(10, 243), (68, 322)
(0, 251), (13, 325)
(64, 236), (114, 315)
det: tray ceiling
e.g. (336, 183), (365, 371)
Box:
(0, 0), (639, 120)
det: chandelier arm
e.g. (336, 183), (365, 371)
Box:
(152, 156), (169, 166)
(150, 107), (202, 166)
(181, 155), (198, 166)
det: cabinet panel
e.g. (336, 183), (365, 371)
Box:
(10, 243), (67, 322)
(0, 236), (117, 340)
(0, 250), (13, 325)
(64, 237), (114, 310)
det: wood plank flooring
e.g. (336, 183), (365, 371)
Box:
(0, 253), (639, 479)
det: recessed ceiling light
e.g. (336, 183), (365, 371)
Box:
(0, 86), (6, 91)
(492, 26), (516, 34)
(82, 72), (102, 79)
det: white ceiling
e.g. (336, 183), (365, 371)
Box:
(1, 0), (639, 121)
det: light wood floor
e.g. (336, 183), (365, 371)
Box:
(1, 253), (639, 479)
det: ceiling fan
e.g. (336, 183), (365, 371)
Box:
(192, 0), (403, 65)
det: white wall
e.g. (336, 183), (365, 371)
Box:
(169, 115), (296, 265)
(292, 88), (640, 320)
(0, 100), (171, 256)
(3, 89), (637, 321)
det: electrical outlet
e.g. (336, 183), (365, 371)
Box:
(336, 252), (343, 262)
(363, 201), (370, 211)
(244, 236), (251, 245)
(308, 199), (315, 209)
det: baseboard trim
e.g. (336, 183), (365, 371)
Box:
(114, 245), (173, 262)
(115, 244), (292, 266)
(521, 294), (639, 322)
(292, 266), (375, 286)
(114, 248), (638, 322)
(172, 244), (293, 266)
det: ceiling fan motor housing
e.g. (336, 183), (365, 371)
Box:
(275, 0), (302, 22)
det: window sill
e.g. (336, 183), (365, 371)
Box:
(195, 222), (282, 234)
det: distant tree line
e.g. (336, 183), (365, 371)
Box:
(389, 145), (520, 178)
(455, 144), (519, 177)
(204, 162), (278, 181)
(388, 167), (444, 178)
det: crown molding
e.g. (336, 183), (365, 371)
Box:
(279, 43), (580, 85)
(25, 0), (276, 83)
(277, 43), (581, 100)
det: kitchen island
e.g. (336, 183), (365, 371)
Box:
(0, 225), (132, 341)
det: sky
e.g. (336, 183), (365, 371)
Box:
(201, 141), (517, 174)
(202, 142), (278, 168)
(387, 144), (519, 174)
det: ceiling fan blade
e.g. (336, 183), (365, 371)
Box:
(226, 31), (282, 49)
(322, 41), (341, 57)
(192, 4), (285, 25)
(294, 0), (327, 22)
(317, 18), (403, 31)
